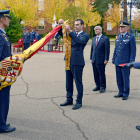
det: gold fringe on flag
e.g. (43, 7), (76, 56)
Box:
(62, 20), (71, 70)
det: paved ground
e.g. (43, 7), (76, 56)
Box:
(1, 43), (140, 140)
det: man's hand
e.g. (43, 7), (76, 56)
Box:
(64, 25), (71, 32)
(104, 60), (108, 65)
(90, 60), (92, 63)
(124, 62), (134, 68)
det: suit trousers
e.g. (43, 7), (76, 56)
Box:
(115, 66), (130, 97)
(66, 65), (84, 104)
(0, 86), (11, 132)
(92, 63), (106, 89)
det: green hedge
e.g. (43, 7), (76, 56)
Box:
(5, 11), (23, 43)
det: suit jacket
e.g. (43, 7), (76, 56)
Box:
(58, 28), (90, 66)
(69, 31), (90, 66)
(0, 29), (12, 61)
(90, 35), (110, 64)
(112, 32), (136, 66)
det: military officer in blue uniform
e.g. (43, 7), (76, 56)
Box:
(0, 10), (16, 133)
(30, 28), (36, 45)
(124, 62), (140, 130)
(35, 30), (41, 41)
(112, 21), (136, 100)
(22, 28), (26, 49)
(24, 28), (31, 50)
(22, 28), (25, 39)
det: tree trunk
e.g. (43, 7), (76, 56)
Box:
(86, 24), (88, 34)
(123, 0), (127, 22)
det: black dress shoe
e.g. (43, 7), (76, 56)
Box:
(122, 96), (128, 100)
(136, 125), (140, 131)
(99, 88), (106, 93)
(1, 127), (16, 133)
(60, 101), (73, 106)
(93, 87), (100, 91)
(114, 94), (123, 98)
(72, 104), (82, 110)
(6, 123), (10, 127)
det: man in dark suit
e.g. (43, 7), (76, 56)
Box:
(0, 10), (16, 133)
(59, 19), (90, 110)
(112, 21), (136, 100)
(90, 26), (110, 93)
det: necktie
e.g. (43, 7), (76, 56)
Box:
(122, 34), (123, 38)
(76, 32), (78, 36)
(96, 37), (99, 47)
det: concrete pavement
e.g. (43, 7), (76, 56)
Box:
(1, 44), (140, 140)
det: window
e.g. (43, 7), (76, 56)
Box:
(38, 18), (45, 30)
(107, 22), (112, 31)
(38, 0), (44, 11)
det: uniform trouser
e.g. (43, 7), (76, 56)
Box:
(66, 65), (84, 104)
(48, 45), (52, 51)
(92, 63), (106, 89)
(115, 66), (130, 97)
(24, 43), (30, 50)
(0, 86), (11, 132)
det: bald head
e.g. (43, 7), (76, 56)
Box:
(58, 19), (64, 25)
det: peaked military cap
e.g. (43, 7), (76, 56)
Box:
(119, 21), (130, 27)
(0, 10), (12, 18)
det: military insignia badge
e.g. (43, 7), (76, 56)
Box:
(2, 33), (8, 42)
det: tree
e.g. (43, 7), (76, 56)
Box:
(104, 3), (120, 34)
(43, 0), (71, 24)
(93, 0), (121, 16)
(131, 12), (140, 32)
(0, 0), (39, 24)
(5, 11), (23, 43)
(24, 11), (42, 28)
(61, 5), (85, 28)
(74, 0), (101, 33)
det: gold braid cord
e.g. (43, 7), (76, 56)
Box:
(62, 20), (71, 70)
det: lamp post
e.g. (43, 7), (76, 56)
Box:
(121, 0), (140, 34)
(120, 8), (124, 21)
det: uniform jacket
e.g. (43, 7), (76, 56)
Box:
(134, 63), (140, 69)
(90, 35), (110, 64)
(22, 32), (26, 43)
(24, 33), (31, 43)
(35, 33), (41, 41)
(30, 31), (36, 42)
(112, 32), (136, 66)
(0, 29), (11, 61)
